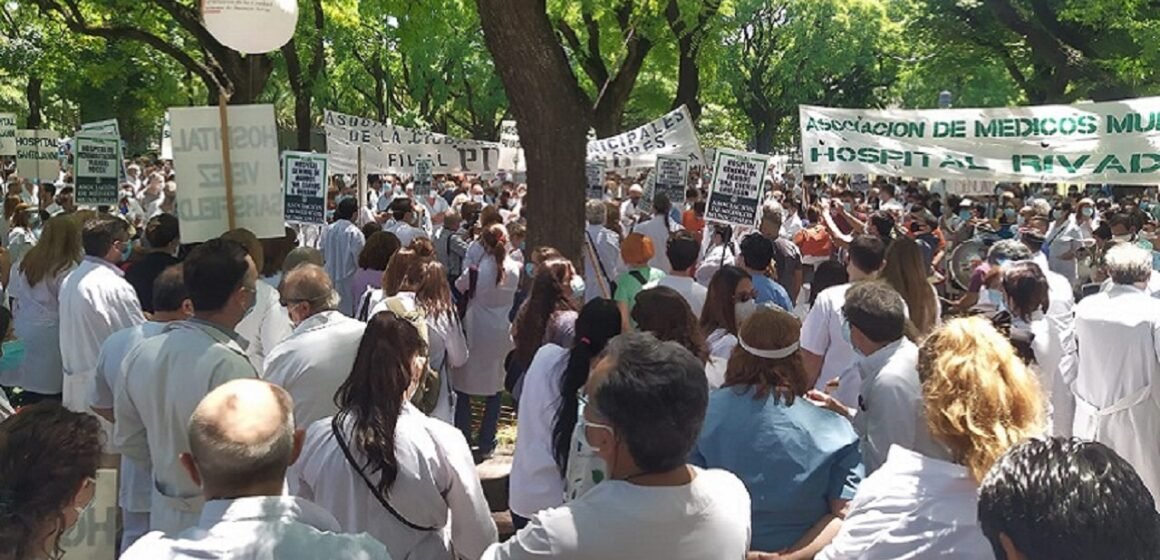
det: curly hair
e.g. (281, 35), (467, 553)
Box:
(724, 308), (807, 401)
(918, 317), (1045, 482)
(0, 403), (103, 560)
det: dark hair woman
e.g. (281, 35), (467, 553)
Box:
(291, 311), (497, 559)
(699, 265), (757, 363)
(511, 257), (580, 377)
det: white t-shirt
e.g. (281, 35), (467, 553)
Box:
(483, 467), (751, 560)
(656, 275), (707, 318)
(800, 283), (860, 407)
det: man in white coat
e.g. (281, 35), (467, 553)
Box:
(321, 198), (365, 317)
(121, 379), (389, 559)
(222, 229), (293, 374)
(582, 200), (623, 302)
(264, 264), (366, 428)
(115, 238), (261, 535)
(1073, 243), (1160, 505)
(60, 216), (147, 413)
(90, 265), (192, 551)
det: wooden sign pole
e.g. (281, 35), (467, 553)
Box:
(217, 92), (237, 231)
(357, 145), (366, 224)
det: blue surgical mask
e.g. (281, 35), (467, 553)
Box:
(524, 262), (534, 277)
(843, 202), (853, 213)
(983, 288), (1006, 310)
(1052, 209), (1064, 220)
(1003, 208), (1016, 220)
(0, 339), (25, 372)
(120, 240), (133, 262)
(242, 285), (257, 318)
(1082, 207), (1094, 218)
(958, 210), (971, 221)
(841, 319), (863, 357)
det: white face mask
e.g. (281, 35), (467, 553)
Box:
(735, 300), (758, 326)
(570, 274), (586, 296)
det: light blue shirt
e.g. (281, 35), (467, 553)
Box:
(691, 386), (864, 552)
(751, 272), (794, 311)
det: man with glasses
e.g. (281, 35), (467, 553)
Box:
(264, 263), (366, 428)
(115, 238), (259, 535)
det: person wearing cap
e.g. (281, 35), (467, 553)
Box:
(619, 184), (645, 232)
(693, 307), (863, 558)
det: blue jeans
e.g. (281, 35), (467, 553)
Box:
(455, 391), (502, 455)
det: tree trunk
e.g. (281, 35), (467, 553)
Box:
(672, 35), (702, 120)
(294, 94), (312, 151)
(476, 0), (591, 262)
(25, 76), (42, 128)
(755, 116), (776, 155)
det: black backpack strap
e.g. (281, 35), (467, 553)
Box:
(630, 269), (649, 286)
(331, 419), (438, 532)
(586, 230), (615, 290)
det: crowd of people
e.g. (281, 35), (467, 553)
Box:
(0, 160), (1158, 560)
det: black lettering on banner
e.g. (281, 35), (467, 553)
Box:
(705, 153), (766, 227)
(283, 157), (326, 224)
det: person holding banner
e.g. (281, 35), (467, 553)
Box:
(321, 198), (366, 317)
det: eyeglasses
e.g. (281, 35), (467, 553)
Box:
(279, 297), (309, 308)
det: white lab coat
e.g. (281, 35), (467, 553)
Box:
(114, 319), (259, 535)
(509, 344), (570, 518)
(620, 198), (644, 232)
(60, 257), (146, 412)
(321, 219), (366, 316)
(6, 226), (35, 266)
(632, 214), (684, 272)
(1044, 217), (1082, 284)
(235, 281), (293, 375)
(1072, 284), (1160, 506)
(121, 496), (390, 560)
(1014, 313), (1062, 434)
(1032, 252), (1078, 437)
(800, 283), (861, 408)
(4, 267), (71, 395)
(451, 255), (520, 396)
(263, 311), (366, 428)
(582, 224), (623, 302)
(292, 407), (499, 560)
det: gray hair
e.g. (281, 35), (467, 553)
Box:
(586, 199), (607, 225)
(1105, 243), (1153, 285)
(1031, 199), (1052, 217)
(988, 239), (1033, 265)
(761, 200), (784, 229)
(282, 264), (340, 313)
(592, 332), (708, 473)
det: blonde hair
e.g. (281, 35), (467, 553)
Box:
(19, 215), (82, 286)
(918, 317), (1045, 482)
(880, 237), (937, 336)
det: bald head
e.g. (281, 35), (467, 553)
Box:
(280, 264), (339, 320)
(186, 379), (296, 495)
(282, 246), (324, 274)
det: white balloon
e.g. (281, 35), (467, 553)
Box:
(203, 0), (298, 54)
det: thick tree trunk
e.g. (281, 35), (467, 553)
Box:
(25, 76), (42, 128)
(294, 95), (312, 150)
(672, 36), (702, 120)
(476, 0), (591, 262)
(755, 117), (776, 155)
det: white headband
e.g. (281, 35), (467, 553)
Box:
(737, 335), (799, 360)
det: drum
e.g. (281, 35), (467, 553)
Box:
(948, 238), (988, 291)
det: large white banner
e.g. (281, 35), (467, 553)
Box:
(324, 110), (507, 175)
(0, 113), (16, 156)
(801, 97), (1160, 185)
(587, 106), (704, 170)
(170, 104), (284, 242)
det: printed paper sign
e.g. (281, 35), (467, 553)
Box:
(586, 161), (605, 200)
(413, 157), (434, 197)
(653, 155), (690, 205)
(0, 113), (16, 156)
(801, 96), (1160, 185)
(170, 104), (284, 242)
(282, 151), (328, 225)
(74, 134), (123, 205)
(705, 148), (769, 227)
(15, 129), (59, 183)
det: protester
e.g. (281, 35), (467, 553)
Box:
(632, 192), (683, 272)
(384, 197), (428, 247)
(738, 233), (794, 311)
(1072, 243), (1160, 502)
(1000, 261), (1062, 428)
(510, 257), (580, 389)
(613, 232), (664, 330)
(453, 224), (519, 461)
(509, 298), (621, 530)
(60, 216), (146, 412)
(122, 379), (389, 559)
(350, 231), (400, 305)
(809, 281), (949, 473)
(321, 197), (366, 316)
(484, 332), (751, 560)
(695, 223), (738, 286)
(700, 265), (755, 361)
(759, 201), (803, 303)
(6, 203), (35, 266)
(3, 216), (81, 404)
(801, 235), (887, 406)
(978, 437), (1160, 560)
(258, 226), (298, 288)
(222, 228), (293, 374)
(263, 264), (367, 428)
(115, 238), (260, 534)
(582, 199), (623, 302)
(657, 230), (707, 317)
(1019, 231), (1078, 436)
(293, 311), (497, 558)
(434, 211), (468, 293)
(283, 246), (324, 274)
(879, 236), (939, 336)
(0, 403), (103, 560)
(124, 213), (180, 314)
(90, 265), (191, 551)
(1044, 200), (1083, 284)
(693, 308), (863, 557)
(619, 183), (645, 231)
(817, 317), (1044, 559)
(631, 286), (723, 384)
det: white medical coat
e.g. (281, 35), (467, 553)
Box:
(321, 219), (366, 317)
(60, 257), (146, 412)
(235, 280), (293, 375)
(582, 224), (623, 302)
(263, 311), (366, 428)
(451, 255), (519, 396)
(5, 267), (71, 395)
(1073, 284), (1160, 506)
(114, 319), (259, 534)
(292, 406), (498, 560)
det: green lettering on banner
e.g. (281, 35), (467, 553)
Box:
(1132, 153), (1160, 173)
(1056, 155), (1090, 174)
(1094, 154), (1127, 174)
(1012, 155), (1042, 173)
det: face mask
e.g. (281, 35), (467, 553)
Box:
(1015, 215), (1025, 227)
(1003, 208), (1016, 220)
(983, 288), (1006, 310)
(734, 300), (757, 325)
(841, 319), (862, 357)
(473, 194), (485, 203)
(242, 285), (257, 318)
(120, 240), (133, 262)
(570, 274), (586, 295)
(958, 210), (971, 221)
(0, 339), (25, 372)
(1052, 209), (1064, 220)
(577, 414), (614, 453)
(842, 202), (853, 213)
(1082, 207), (1094, 218)
(524, 262), (534, 277)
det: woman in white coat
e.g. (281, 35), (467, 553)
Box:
(1044, 201), (1083, 285)
(3, 215), (81, 402)
(292, 311), (497, 560)
(1002, 262), (1063, 433)
(371, 257), (468, 424)
(452, 224), (520, 460)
